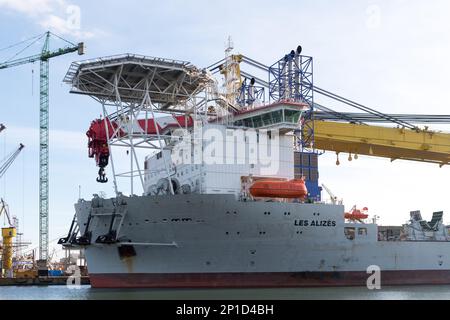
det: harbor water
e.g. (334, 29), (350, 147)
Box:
(1, 285), (450, 300)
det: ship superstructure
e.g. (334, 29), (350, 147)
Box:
(59, 45), (450, 288)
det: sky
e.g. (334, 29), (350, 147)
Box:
(0, 0), (449, 259)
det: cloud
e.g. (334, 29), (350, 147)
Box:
(0, 0), (58, 16)
(0, 0), (102, 39)
(39, 14), (95, 39)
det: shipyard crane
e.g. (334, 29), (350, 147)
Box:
(0, 32), (84, 265)
(0, 199), (30, 278)
(321, 184), (341, 205)
(0, 198), (15, 278)
(0, 144), (25, 180)
(0, 198), (13, 227)
(0, 143), (24, 278)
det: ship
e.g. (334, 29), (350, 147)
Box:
(59, 45), (450, 288)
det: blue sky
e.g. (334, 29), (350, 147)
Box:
(0, 0), (449, 258)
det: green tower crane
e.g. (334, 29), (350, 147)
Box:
(0, 32), (84, 267)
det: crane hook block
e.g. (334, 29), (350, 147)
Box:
(96, 168), (108, 184)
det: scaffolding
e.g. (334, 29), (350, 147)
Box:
(268, 47), (314, 150)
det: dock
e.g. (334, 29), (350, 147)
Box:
(0, 276), (90, 286)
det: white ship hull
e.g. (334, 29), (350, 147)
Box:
(74, 194), (450, 288)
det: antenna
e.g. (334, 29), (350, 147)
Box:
(225, 36), (234, 56)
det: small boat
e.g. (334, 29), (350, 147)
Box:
(345, 206), (369, 221)
(249, 179), (308, 199)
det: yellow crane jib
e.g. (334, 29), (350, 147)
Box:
(309, 121), (450, 167)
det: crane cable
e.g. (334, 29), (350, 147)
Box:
(2, 33), (46, 64)
(312, 85), (418, 130)
(49, 31), (77, 47)
(208, 55), (421, 130)
(22, 147), (25, 244)
(0, 32), (76, 66)
(2, 132), (5, 198)
(0, 34), (43, 53)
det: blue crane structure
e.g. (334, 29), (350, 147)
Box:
(0, 32), (84, 265)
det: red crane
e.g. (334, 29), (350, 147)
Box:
(86, 115), (193, 183)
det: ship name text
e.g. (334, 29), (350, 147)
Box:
(294, 219), (337, 227)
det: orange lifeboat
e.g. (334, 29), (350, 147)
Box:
(249, 179), (308, 199)
(345, 206), (369, 221)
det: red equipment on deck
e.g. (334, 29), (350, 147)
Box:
(86, 115), (194, 183)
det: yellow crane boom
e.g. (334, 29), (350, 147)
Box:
(311, 121), (450, 167)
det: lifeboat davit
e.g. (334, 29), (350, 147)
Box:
(345, 206), (369, 221)
(249, 179), (308, 199)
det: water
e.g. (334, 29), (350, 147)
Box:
(1, 285), (450, 300)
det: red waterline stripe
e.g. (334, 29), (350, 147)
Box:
(89, 270), (450, 288)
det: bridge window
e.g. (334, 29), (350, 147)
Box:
(358, 228), (368, 236)
(285, 110), (302, 124)
(344, 227), (356, 240)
